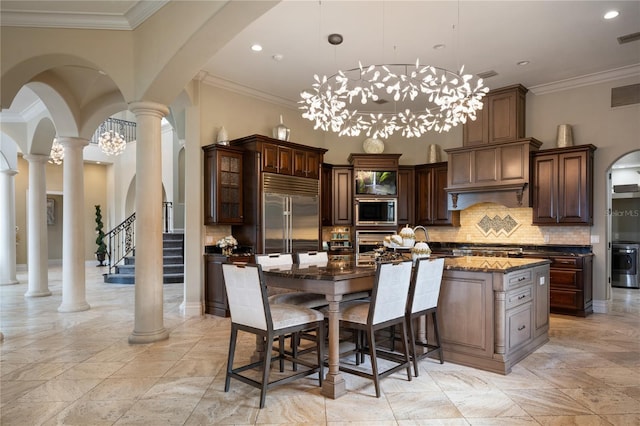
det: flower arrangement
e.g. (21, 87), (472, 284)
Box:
(217, 235), (238, 255)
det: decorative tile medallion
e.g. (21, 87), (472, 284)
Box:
(476, 214), (520, 237)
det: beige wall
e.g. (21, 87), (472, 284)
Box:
(15, 157), (108, 264)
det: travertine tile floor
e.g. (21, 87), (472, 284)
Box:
(1, 264), (639, 425)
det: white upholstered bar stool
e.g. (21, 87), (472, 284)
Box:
(336, 260), (413, 398)
(260, 252), (328, 309)
(221, 262), (325, 409)
(256, 252), (325, 370)
(406, 257), (445, 376)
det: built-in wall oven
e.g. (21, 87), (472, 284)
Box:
(355, 230), (395, 266)
(612, 242), (639, 289)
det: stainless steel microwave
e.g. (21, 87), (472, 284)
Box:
(355, 198), (397, 226)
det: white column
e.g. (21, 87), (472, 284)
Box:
(57, 137), (90, 312)
(181, 103), (203, 317)
(128, 101), (170, 344)
(22, 155), (51, 296)
(0, 168), (19, 286)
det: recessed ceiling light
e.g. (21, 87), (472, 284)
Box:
(250, 44), (263, 52)
(604, 10), (619, 19)
(517, 60), (530, 66)
(433, 44), (446, 50)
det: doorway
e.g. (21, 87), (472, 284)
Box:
(607, 150), (640, 296)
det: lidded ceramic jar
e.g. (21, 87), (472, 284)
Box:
(411, 241), (432, 265)
(399, 225), (416, 248)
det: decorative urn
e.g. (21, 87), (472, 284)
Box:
(399, 225), (416, 248)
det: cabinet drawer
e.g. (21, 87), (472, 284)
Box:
(505, 269), (533, 290)
(507, 302), (533, 351)
(550, 269), (579, 289)
(550, 257), (582, 269)
(550, 289), (581, 309)
(506, 285), (532, 310)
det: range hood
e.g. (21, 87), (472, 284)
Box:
(444, 138), (542, 210)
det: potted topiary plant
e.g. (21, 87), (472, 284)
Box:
(95, 205), (107, 266)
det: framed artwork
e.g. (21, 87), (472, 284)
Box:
(47, 198), (55, 225)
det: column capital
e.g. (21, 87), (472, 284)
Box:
(56, 137), (89, 149)
(22, 154), (50, 164)
(0, 168), (18, 177)
(129, 101), (169, 118)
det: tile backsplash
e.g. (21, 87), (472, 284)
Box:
(428, 202), (591, 245)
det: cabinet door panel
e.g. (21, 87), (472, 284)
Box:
(475, 148), (498, 183)
(532, 155), (557, 224)
(500, 143), (527, 181)
(278, 146), (293, 175)
(488, 91), (517, 143)
(306, 151), (320, 179)
(550, 289), (580, 309)
(449, 151), (472, 186)
(558, 151), (588, 223)
(507, 303), (533, 351)
(333, 168), (353, 225)
(433, 166), (453, 225)
(463, 107), (486, 145)
(415, 167), (434, 224)
(262, 143), (278, 173)
(397, 167), (414, 225)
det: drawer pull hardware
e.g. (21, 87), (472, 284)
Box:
(518, 276), (527, 281)
(518, 325), (526, 331)
(518, 294), (527, 300)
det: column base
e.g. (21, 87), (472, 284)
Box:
(128, 328), (170, 344)
(25, 289), (52, 297)
(58, 301), (91, 312)
(0, 279), (19, 286)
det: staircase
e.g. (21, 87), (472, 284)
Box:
(103, 233), (184, 284)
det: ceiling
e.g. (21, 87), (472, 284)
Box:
(1, 0), (639, 164)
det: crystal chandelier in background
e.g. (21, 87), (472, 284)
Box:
(299, 59), (489, 139)
(98, 128), (126, 156)
(48, 138), (64, 165)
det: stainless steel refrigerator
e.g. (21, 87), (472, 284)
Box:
(262, 173), (320, 253)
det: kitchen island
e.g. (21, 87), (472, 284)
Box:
(437, 256), (551, 375)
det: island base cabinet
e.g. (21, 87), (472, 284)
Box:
(436, 265), (550, 375)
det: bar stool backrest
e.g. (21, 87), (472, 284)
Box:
(410, 258), (445, 314)
(255, 253), (293, 270)
(222, 263), (270, 331)
(296, 251), (329, 266)
(370, 261), (413, 325)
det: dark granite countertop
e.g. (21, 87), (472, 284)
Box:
(444, 256), (551, 273)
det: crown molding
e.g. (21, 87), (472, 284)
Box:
(201, 73), (298, 110)
(125, 1), (169, 29)
(529, 64), (640, 95)
(0, 1), (166, 30)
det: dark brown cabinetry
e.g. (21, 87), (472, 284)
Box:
(463, 84), (527, 146)
(549, 254), (593, 317)
(204, 253), (253, 317)
(321, 163), (333, 226)
(202, 144), (243, 225)
(229, 134), (327, 254)
(521, 253), (593, 317)
(532, 145), (596, 225)
(332, 166), (353, 225)
(397, 166), (415, 226)
(415, 162), (459, 226)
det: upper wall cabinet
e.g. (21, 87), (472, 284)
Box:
(202, 144), (244, 225)
(463, 84), (528, 146)
(397, 166), (415, 226)
(532, 145), (596, 225)
(415, 162), (459, 226)
(234, 134), (327, 180)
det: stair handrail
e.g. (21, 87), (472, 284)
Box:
(106, 212), (136, 274)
